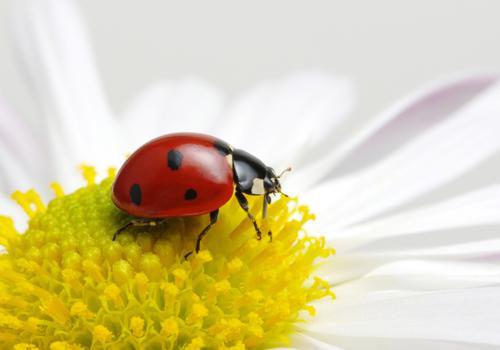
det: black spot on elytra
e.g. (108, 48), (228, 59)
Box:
(129, 183), (142, 206)
(214, 139), (231, 156)
(184, 188), (197, 200)
(167, 149), (183, 170)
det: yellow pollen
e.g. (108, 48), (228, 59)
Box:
(172, 267), (188, 286)
(214, 279), (231, 293)
(13, 344), (39, 350)
(11, 189), (45, 218)
(194, 249), (213, 264)
(227, 257), (243, 273)
(160, 317), (179, 337)
(26, 317), (41, 333)
(70, 301), (93, 319)
(103, 283), (124, 307)
(107, 167), (117, 178)
(129, 316), (145, 338)
(185, 337), (205, 350)
(93, 325), (113, 343)
(49, 341), (83, 350)
(79, 164), (97, 185)
(161, 282), (179, 297)
(50, 182), (65, 197)
(187, 303), (209, 325)
(0, 167), (334, 349)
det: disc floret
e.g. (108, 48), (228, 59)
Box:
(0, 168), (333, 349)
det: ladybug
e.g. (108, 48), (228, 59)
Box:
(112, 132), (290, 258)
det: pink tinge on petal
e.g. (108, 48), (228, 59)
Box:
(331, 74), (498, 177)
(302, 75), (500, 229)
(290, 72), (499, 190)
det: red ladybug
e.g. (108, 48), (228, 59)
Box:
(112, 133), (290, 257)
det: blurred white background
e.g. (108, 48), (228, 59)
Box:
(0, 0), (498, 125)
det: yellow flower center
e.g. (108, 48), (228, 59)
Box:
(0, 167), (334, 349)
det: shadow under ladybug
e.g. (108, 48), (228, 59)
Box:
(111, 133), (290, 259)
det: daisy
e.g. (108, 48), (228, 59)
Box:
(1, 0), (500, 349)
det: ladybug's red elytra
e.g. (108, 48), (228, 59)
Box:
(112, 132), (290, 258)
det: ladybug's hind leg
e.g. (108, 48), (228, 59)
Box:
(184, 210), (219, 260)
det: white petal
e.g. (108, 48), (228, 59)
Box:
(9, 0), (122, 185)
(0, 146), (34, 194)
(274, 333), (344, 350)
(218, 71), (355, 170)
(311, 184), (500, 251)
(303, 287), (500, 345)
(321, 238), (500, 285)
(122, 78), (225, 151)
(309, 185), (500, 284)
(0, 101), (43, 172)
(0, 98), (49, 193)
(290, 72), (498, 189)
(297, 334), (493, 350)
(302, 286), (500, 345)
(328, 260), (500, 295)
(304, 79), (500, 228)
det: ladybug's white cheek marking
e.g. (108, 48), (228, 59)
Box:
(251, 178), (266, 195)
(226, 154), (233, 168)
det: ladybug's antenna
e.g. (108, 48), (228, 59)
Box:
(277, 166), (292, 179)
(279, 190), (289, 198)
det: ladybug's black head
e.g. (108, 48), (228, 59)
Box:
(232, 149), (290, 197)
(263, 167), (291, 197)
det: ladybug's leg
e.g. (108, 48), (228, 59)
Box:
(112, 218), (165, 241)
(262, 194), (268, 219)
(235, 190), (262, 240)
(263, 194), (272, 242)
(112, 221), (134, 240)
(184, 209), (219, 260)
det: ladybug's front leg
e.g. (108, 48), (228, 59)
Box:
(263, 194), (272, 242)
(235, 190), (262, 240)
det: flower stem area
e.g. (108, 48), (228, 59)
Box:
(0, 168), (333, 349)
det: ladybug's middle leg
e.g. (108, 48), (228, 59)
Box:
(184, 209), (219, 260)
(235, 190), (262, 240)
